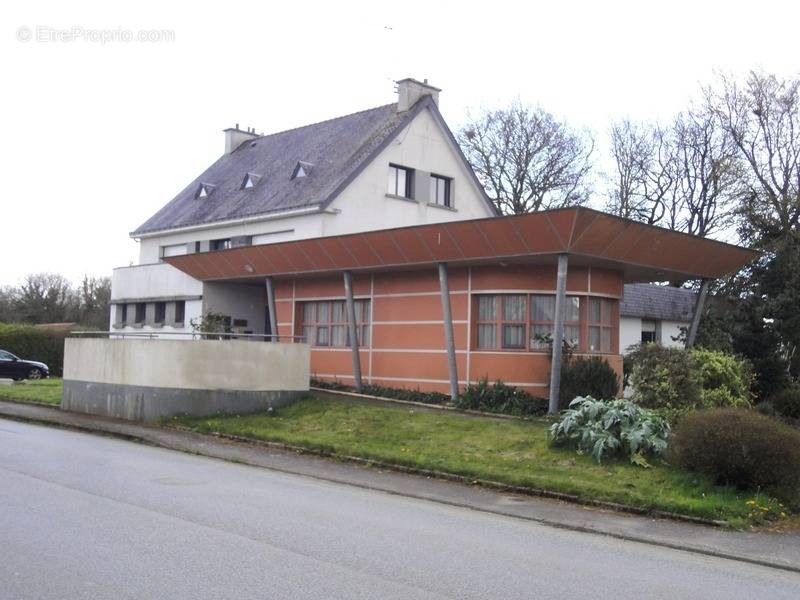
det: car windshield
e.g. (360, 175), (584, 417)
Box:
(0, 350), (17, 360)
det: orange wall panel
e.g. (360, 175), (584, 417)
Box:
(309, 348), (368, 377)
(275, 302), (293, 323)
(372, 323), (467, 350)
(373, 267), (467, 295)
(469, 352), (552, 386)
(371, 352), (466, 381)
(470, 264), (589, 292)
(294, 274), (370, 299)
(590, 268), (623, 297)
(372, 294), (467, 322)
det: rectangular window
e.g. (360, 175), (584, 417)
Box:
(120, 304), (128, 325)
(161, 243), (187, 259)
(300, 300), (370, 347)
(134, 302), (146, 324)
(387, 164), (413, 198)
(211, 238), (232, 251)
(429, 174), (452, 207)
(589, 297), (614, 353)
(641, 319), (657, 344)
(174, 300), (185, 325)
(530, 295), (580, 350)
(501, 295), (527, 349)
(154, 301), (166, 324)
(474, 294), (588, 352)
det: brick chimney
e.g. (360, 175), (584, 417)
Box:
(397, 78), (440, 112)
(223, 124), (259, 154)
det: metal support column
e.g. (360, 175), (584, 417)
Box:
(548, 254), (569, 414)
(686, 278), (710, 349)
(343, 271), (363, 392)
(438, 263), (459, 402)
(265, 277), (278, 342)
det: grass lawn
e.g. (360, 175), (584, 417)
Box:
(0, 378), (62, 406)
(172, 397), (780, 527)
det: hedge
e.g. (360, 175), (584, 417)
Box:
(0, 323), (67, 376)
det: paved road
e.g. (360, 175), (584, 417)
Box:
(1, 419), (798, 600)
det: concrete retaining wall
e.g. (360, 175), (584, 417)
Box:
(62, 338), (309, 421)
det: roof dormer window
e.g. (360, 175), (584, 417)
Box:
(241, 173), (261, 189)
(291, 161), (313, 180)
(195, 183), (214, 199)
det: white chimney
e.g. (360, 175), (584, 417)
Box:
(223, 124), (259, 154)
(396, 78), (440, 112)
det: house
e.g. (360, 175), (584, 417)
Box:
(112, 78), (496, 337)
(620, 284), (697, 353)
(112, 78), (756, 412)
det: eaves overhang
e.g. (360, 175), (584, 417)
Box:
(164, 207), (758, 284)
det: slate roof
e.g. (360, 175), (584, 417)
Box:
(133, 96), (495, 236)
(620, 283), (697, 322)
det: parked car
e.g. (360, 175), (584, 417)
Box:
(0, 349), (49, 380)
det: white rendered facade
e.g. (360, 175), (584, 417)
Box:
(111, 81), (496, 336)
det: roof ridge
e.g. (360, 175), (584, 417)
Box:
(237, 102), (397, 148)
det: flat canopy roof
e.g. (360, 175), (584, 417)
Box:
(164, 207), (757, 284)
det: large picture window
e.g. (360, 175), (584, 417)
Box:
(300, 300), (370, 347)
(474, 294), (612, 353)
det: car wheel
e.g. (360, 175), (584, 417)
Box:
(27, 368), (43, 380)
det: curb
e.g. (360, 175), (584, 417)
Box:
(2, 404), (799, 575)
(170, 425), (726, 528)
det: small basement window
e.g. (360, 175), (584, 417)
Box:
(387, 164), (413, 199)
(430, 174), (452, 207)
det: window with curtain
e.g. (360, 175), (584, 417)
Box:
(300, 300), (370, 347)
(530, 295), (580, 349)
(474, 295), (528, 350)
(589, 297), (614, 353)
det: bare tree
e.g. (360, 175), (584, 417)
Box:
(605, 119), (674, 225)
(673, 108), (740, 237)
(458, 102), (594, 214)
(707, 71), (800, 244)
(606, 108), (737, 238)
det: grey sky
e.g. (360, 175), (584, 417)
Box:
(2, 0), (797, 285)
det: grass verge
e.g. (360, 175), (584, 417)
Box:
(0, 378), (62, 406)
(171, 396), (780, 527)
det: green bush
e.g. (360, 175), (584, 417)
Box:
(455, 378), (547, 416)
(692, 348), (753, 408)
(669, 409), (800, 503)
(559, 356), (619, 409)
(627, 344), (753, 412)
(770, 387), (800, 420)
(0, 323), (66, 376)
(628, 344), (702, 410)
(549, 396), (670, 464)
